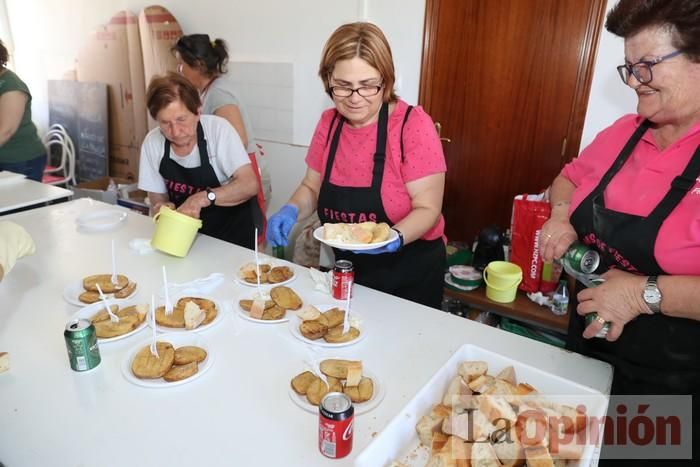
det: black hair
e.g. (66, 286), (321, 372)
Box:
(0, 39), (8, 68)
(607, 0), (700, 62)
(172, 34), (229, 76)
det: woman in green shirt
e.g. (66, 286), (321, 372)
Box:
(0, 40), (46, 181)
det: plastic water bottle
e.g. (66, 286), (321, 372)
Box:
(272, 245), (285, 259)
(551, 280), (569, 315)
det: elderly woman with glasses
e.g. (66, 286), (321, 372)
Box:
(540, 1), (700, 460)
(266, 22), (447, 309)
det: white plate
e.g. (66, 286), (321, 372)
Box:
(120, 333), (214, 388)
(236, 299), (289, 324)
(355, 343), (609, 467)
(443, 272), (479, 291)
(235, 263), (296, 288)
(150, 297), (225, 333)
(289, 305), (366, 348)
(76, 209), (127, 232)
(63, 279), (138, 307)
(288, 366), (385, 415)
(71, 298), (148, 343)
(313, 226), (397, 251)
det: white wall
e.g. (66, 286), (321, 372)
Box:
(4, 0), (638, 211)
(3, 0), (425, 212)
(579, 0), (637, 149)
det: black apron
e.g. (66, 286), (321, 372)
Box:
(568, 119), (700, 464)
(317, 103), (445, 309)
(159, 121), (256, 249)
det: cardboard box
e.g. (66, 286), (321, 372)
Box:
(71, 176), (124, 204)
(117, 188), (149, 215)
(76, 10), (147, 182)
(139, 5), (183, 130)
(71, 176), (149, 215)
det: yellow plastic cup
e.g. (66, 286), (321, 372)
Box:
(151, 206), (202, 257)
(483, 261), (523, 303)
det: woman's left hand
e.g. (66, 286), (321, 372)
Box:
(177, 192), (209, 219)
(348, 236), (401, 255)
(576, 269), (648, 341)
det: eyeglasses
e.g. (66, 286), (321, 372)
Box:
(616, 50), (682, 85)
(329, 84), (383, 98)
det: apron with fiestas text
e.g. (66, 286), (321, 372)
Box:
(317, 102), (445, 309)
(568, 119), (700, 465)
(159, 121), (256, 249)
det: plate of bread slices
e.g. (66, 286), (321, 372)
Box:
(313, 222), (397, 250)
(72, 299), (148, 343)
(237, 285), (303, 324)
(289, 358), (385, 415)
(236, 261), (295, 287)
(63, 274), (138, 306)
(121, 333), (213, 388)
(290, 304), (365, 348)
(150, 296), (223, 333)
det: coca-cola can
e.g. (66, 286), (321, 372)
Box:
(332, 260), (354, 300)
(318, 392), (354, 459)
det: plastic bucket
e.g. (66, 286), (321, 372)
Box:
(151, 207), (202, 257)
(483, 261), (522, 303)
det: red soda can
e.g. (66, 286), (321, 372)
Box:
(332, 260), (354, 300)
(319, 392), (354, 459)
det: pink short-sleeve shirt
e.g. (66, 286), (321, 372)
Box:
(561, 114), (700, 275)
(306, 99), (447, 241)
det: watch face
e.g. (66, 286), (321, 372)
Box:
(207, 191), (216, 201)
(644, 288), (661, 304)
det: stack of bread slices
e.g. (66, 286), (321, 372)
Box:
(416, 361), (587, 467)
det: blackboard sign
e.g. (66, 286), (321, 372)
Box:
(48, 80), (109, 183)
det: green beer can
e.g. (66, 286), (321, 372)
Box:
(564, 242), (600, 274)
(64, 319), (101, 371)
(584, 277), (609, 338)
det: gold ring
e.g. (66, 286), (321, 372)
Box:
(595, 315), (607, 326)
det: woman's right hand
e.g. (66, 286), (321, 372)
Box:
(540, 217), (578, 262)
(266, 204), (299, 247)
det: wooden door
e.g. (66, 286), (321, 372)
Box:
(420, 0), (606, 242)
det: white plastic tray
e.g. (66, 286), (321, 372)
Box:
(355, 343), (609, 467)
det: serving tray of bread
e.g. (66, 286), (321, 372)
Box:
(355, 344), (608, 467)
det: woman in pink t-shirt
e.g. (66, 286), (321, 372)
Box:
(541, 1), (700, 460)
(267, 22), (447, 308)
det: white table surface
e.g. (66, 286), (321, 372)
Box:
(0, 199), (612, 467)
(0, 174), (72, 213)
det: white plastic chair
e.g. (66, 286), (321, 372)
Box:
(42, 125), (76, 186)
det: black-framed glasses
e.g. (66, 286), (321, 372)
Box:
(329, 84), (383, 98)
(616, 50), (682, 85)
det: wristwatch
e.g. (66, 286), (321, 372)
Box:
(205, 188), (216, 205)
(393, 228), (405, 250)
(643, 275), (662, 314)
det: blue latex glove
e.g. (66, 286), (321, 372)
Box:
(266, 204), (299, 247)
(348, 236), (401, 255)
